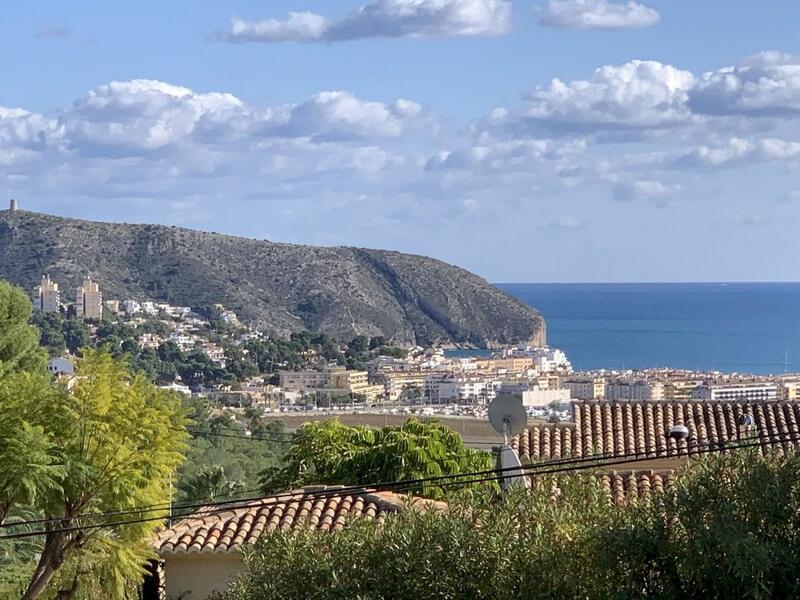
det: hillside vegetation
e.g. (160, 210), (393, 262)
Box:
(0, 209), (545, 347)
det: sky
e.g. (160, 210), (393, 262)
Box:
(2, 1), (800, 283)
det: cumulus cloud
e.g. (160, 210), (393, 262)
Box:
(676, 137), (800, 168)
(612, 179), (681, 203)
(46, 80), (425, 158)
(425, 138), (582, 171)
(264, 92), (425, 140)
(540, 0), (659, 30)
(216, 0), (511, 43)
(0, 107), (53, 150)
(0, 79), (428, 213)
(689, 51), (800, 117)
(483, 60), (695, 136)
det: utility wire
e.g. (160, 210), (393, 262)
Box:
(1, 427), (793, 541)
(2, 422), (786, 532)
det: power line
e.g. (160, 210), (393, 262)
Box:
(3, 423), (787, 533)
(1, 428), (793, 541)
(2, 425), (787, 532)
(186, 427), (294, 444)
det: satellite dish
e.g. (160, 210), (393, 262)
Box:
(489, 395), (527, 441)
(499, 445), (530, 491)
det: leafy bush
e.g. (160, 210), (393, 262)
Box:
(224, 449), (800, 600)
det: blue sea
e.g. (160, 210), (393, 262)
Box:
(491, 283), (800, 375)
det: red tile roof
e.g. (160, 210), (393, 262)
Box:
(154, 485), (445, 555)
(529, 470), (677, 505)
(512, 401), (800, 462)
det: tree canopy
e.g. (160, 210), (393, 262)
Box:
(0, 279), (46, 376)
(259, 418), (494, 499)
(0, 339), (188, 599)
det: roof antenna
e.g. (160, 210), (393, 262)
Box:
(488, 395), (530, 492)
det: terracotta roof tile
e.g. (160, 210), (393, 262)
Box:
(154, 485), (445, 555)
(538, 470), (677, 505)
(512, 400), (800, 462)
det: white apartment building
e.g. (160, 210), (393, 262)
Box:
(35, 275), (60, 313)
(123, 300), (141, 315)
(75, 277), (103, 320)
(382, 372), (427, 401)
(562, 377), (606, 400)
(500, 346), (572, 373)
(201, 344), (226, 366)
(278, 370), (383, 402)
(168, 332), (195, 351)
(692, 382), (780, 402)
(141, 301), (158, 315)
(279, 370), (335, 391)
(521, 388), (571, 408)
(605, 381), (665, 401)
(103, 300), (120, 314)
(780, 377), (800, 401)
(425, 376), (502, 404)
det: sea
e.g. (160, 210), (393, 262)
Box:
(455, 283), (800, 376)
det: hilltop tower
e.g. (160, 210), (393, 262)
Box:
(8, 198), (17, 212)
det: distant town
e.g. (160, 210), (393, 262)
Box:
(33, 273), (800, 425)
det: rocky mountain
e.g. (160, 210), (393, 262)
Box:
(0, 208), (545, 347)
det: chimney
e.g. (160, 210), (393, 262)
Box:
(9, 198), (17, 212)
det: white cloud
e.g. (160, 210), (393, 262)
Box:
(223, 12), (330, 44)
(484, 60), (695, 136)
(0, 107), (53, 150)
(48, 81), (425, 158)
(612, 179), (681, 203)
(59, 80), (244, 154)
(216, 0), (511, 43)
(425, 138), (580, 171)
(0, 79), (426, 212)
(540, 0), (659, 30)
(690, 52), (800, 117)
(677, 137), (800, 168)
(541, 215), (582, 229)
(265, 92), (425, 140)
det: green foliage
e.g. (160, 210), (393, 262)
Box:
(176, 397), (286, 504)
(30, 311), (93, 357)
(225, 450), (800, 600)
(0, 344), (189, 599)
(0, 280), (46, 375)
(177, 466), (246, 504)
(260, 418), (493, 499)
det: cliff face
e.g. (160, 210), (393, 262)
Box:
(0, 209), (545, 347)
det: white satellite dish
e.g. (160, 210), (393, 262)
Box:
(488, 395), (530, 492)
(488, 394), (527, 443)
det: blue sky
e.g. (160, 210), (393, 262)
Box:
(2, 1), (800, 282)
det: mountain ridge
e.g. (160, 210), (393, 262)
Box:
(0, 208), (545, 348)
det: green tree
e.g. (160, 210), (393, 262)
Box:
(1, 349), (188, 600)
(176, 399), (285, 509)
(29, 312), (66, 357)
(177, 466), (245, 503)
(62, 318), (91, 355)
(0, 280), (47, 375)
(260, 418), (493, 499)
(223, 450), (800, 600)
